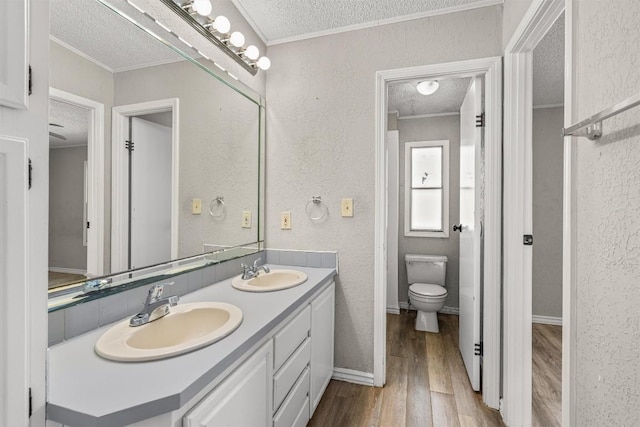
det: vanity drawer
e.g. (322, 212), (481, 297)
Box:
(274, 338), (310, 411)
(274, 305), (310, 371)
(273, 367), (310, 427)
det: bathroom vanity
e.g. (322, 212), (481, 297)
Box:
(46, 265), (336, 427)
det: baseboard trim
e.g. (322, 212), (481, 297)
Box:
(332, 368), (374, 386)
(532, 315), (562, 325)
(398, 302), (459, 315)
(49, 267), (87, 275)
(386, 307), (400, 314)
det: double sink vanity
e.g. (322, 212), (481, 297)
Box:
(47, 262), (336, 427)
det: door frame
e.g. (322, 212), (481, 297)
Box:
(374, 57), (502, 409)
(111, 98), (180, 273)
(49, 88), (106, 277)
(502, 0), (570, 425)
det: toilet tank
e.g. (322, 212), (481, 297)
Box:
(405, 254), (447, 286)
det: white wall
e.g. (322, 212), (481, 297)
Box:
(532, 107), (563, 318)
(265, 6), (502, 373)
(397, 115), (461, 309)
(572, 1), (640, 423)
(502, 0), (535, 47)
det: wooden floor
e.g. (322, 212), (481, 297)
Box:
(48, 271), (86, 289)
(309, 312), (504, 427)
(532, 323), (562, 427)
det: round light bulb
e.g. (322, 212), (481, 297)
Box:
(244, 45), (260, 60)
(416, 80), (439, 95)
(229, 31), (245, 48)
(213, 15), (231, 34)
(192, 0), (212, 16)
(257, 56), (271, 71)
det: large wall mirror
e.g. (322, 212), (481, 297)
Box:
(48, 0), (265, 308)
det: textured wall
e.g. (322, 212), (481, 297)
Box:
(49, 147), (88, 270)
(397, 115), (461, 308)
(265, 6), (502, 373)
(50, 41), (115, 272)
(502, 0), (534, 47)
(532, 107), (563, 318)
(114, 61), (260, 257)
(573, 1), (640, 424)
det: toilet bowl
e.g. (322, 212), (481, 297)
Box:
(405, 254), (448, 333)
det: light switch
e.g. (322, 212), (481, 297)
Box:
(341, 198), (353, 217)
(281, 212), (291, 230)
(192, 199), (202, 214)
(242, 211), (252, 228)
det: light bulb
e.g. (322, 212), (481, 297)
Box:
(229, 31), (245, 48)
(213, 15), (230, 34)
(244, 45), (260, 60)
(416, 80), (439, 95)
(257, 56), (271, 71)
(192, 0), (212, 16)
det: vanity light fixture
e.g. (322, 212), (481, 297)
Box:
(417, 80), (440, 95)
(157, 0), (270, 76)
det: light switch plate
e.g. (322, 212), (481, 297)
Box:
(341, 198), (353, 217)
(192, 199), (202, 215)
(281, 212), (291, 230)
(242, 211), (252, 228)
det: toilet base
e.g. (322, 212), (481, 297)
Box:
(415, 310), (439, 333)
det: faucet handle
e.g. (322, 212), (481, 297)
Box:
(145, 283), (173, 305)
(253, 257), (262, 269)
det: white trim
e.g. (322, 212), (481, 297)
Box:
(113, 57), (186, 73)
(386, 307), (400, 315)
(48, 143), (88, 149)
(50, 36), (113, 73)
(532, 315), (563, 325)
(533, 103), (564, 109)
(399, 302), (460, 316)
(50, 88), (106, 277)
(48, 267), (87, 275)
(111, 98), (180, 273)
(268, 0), (504, 46)
(502, 1), (565, 426)
(375, 57), (502, 406)
(398, 111), (460, 120)
(229, 0), (268, 45)
(331, 368), (374, 386)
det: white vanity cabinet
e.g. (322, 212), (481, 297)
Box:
(310, 282), (335, 415)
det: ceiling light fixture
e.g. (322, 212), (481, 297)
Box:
(417, 80), (440, 96)
(192, 0), (212, 16)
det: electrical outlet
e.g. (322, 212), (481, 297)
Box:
(341, 198), (353, 217)
(192, 199), (202, 214)
(281, 212), (291, 230)
(242, 211), (252, 228)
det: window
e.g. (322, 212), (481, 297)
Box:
(404, 140), (449, 238)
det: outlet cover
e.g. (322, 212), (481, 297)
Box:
(281, 212), (291, 230)
(242, 211), (252, 228)
(341, 198), (353, 217)
(192, 199), (202, 215)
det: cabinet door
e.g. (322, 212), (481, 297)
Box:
(310, 282), (335, 415)
(184, 340), (273, 427)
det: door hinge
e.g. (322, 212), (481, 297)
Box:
(475, 113), (485, 128)
(523, 234), (534, 246)
(474, 342), (483, 356)
(29, 387), (32, 417)
(28, 158), (32, 189)
(28, 66), (32, 96)
(87, 221), (90, 229)
(125, 140), (134, 151)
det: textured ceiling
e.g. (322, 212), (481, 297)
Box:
(388, 77), (471, 117)
(234, 0), (497, 43)
(49, 99), (90, 148)
(533, 13), (564, 107)
(50, 0), (183, 71)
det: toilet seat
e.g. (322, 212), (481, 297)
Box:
(409, 283), (447, 298)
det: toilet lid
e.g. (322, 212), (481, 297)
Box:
(409, 283), (447, 296)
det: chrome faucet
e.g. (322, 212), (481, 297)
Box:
(129, 283), (179, 327)
(241, 258), (270, 280)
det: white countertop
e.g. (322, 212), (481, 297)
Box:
(47, 265), (336, 427)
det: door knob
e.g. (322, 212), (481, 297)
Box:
(453, 224), (463, 232)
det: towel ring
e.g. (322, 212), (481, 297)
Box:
(209, 196), (225, 218)
(305, 196), (328, 222)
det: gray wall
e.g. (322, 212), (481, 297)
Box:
(532, 107), (563, 318)
(49, 147), (88, 270)
(397, 115), (461, 309)
(573, 1), (640, 423)
(264, 5), (502, 373)
(502, 0), (534, 47)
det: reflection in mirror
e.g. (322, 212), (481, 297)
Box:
(47, 0), (264, 304)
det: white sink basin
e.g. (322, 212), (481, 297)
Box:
(95, 302), (243, 362)
(232, 269), (307, 292)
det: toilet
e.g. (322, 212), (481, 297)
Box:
(405, 254), (448, 333)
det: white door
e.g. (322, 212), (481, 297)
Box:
(457, 77), (483, 391)
(386, 130), (399, 312)
(130, 117), (172, 269)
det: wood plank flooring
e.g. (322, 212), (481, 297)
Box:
(48, 271), (86, 289)
(309, 312), (504, 427)
(532, 323), (562, 427)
